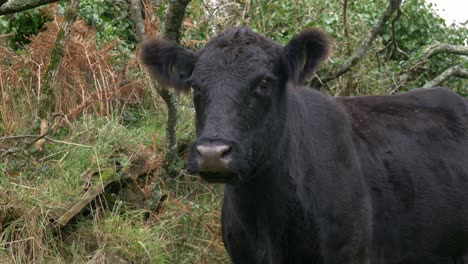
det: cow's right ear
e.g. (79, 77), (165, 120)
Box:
(140, 39), (197, 93)
(280, 28), (331, 85)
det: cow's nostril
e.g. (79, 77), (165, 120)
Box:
(220, 145), (232, 158)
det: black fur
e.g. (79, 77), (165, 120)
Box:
(140, 27), (468, 264)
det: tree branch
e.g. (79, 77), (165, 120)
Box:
(423, 66), (468, 88)
(423, 43), (468, 59)
(162, 0), (191, 42)
(389, 43), (468, 93)
(317, 0), (402, 86)
(129, 0), (146, 43)
(0, 0), (59, 16)
(0, 0), (8, 8)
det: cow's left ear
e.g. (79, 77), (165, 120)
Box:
(280, 28), (331, 85)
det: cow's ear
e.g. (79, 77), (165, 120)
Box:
(280, 28), (331, 85)
(140, 39), (197, 93)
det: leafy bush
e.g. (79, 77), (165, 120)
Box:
(74, 0), (137, 50)
(0, 7), (52, 48)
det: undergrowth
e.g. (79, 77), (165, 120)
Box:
(0, 110), (228, 263)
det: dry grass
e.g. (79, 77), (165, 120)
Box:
(0, 10), (154, 135)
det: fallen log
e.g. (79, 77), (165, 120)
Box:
(52, 151), (164, 228)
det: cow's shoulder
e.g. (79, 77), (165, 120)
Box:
(336, 87), (466, 123)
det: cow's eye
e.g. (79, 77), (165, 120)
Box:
(255, 79), (270, 96)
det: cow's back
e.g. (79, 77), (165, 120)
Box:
(337, 87), (468, 263)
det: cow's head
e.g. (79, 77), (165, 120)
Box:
(141, 27), (330, 184)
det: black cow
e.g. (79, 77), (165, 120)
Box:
(141, 27), (468, 264)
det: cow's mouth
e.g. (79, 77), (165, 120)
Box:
(199, 172), (236, 183)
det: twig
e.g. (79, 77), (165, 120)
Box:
(0, 135), (38, 141)
(0, 237), (34, 246)
(0, 33), (14, 39)
(44, 137), (93, 148)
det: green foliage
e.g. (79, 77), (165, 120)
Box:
(381, 0), (463, 53)
(0, 1), (137, 51)
(73, 0), (137, 50)
(0, 7), (52, 48)
(244, 0), (340, 44)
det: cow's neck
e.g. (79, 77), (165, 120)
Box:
(222, 135), (290, 245)
(224, 161), (289, 208)
(221, 87), (322, 238)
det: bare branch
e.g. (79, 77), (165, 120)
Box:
(423, 66), (468, 88)
(0, 135), (38, 141)
(343, 0), (349, 41)
(0, 0), (59, 16)
(341, 0), (354, 95)
(317, 0), (402, 86)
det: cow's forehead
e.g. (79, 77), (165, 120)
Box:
(203, 27), (279, 50)
(192, 28), (282, 83)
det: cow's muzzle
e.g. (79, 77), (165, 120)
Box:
(187, 139), (239, 182)
(196, 143), (232, 173)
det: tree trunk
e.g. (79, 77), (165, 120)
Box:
(35, 0), (80, 154)
(162, 0), (191, 42)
